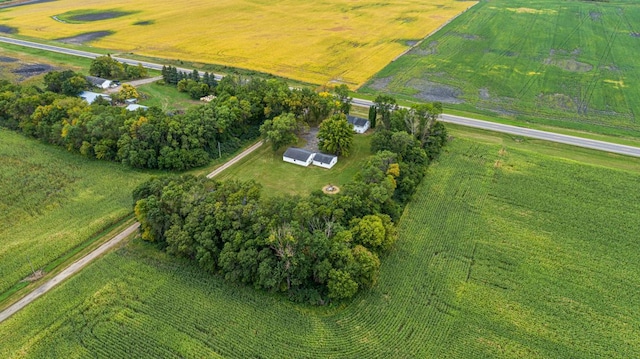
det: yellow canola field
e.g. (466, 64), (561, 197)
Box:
(2, 0), (477, 87)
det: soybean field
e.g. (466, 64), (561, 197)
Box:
(1, 132), (638, 358)
(362, 0), (640, 137)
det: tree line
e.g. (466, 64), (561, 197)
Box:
(1, 74), (344, 170)
(161, 66), (218, 99)
(133, 91), (448, 303)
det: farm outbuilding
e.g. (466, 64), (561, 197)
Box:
(126, 104), (149, 111)
(312, 152), (338, 169)
(86, 75), (114, 89)
(283, 147), (315, 167)
(79, 91), (112, 104)
(347, 115), (370, 134)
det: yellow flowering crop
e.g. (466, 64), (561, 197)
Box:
(2, 0), (477, 87)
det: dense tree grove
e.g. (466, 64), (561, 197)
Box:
(133, 96), (448, 303)
(90, 55), (147, 80)
(161, 66), (218, 99)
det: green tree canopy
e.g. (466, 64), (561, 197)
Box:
(317, 114), (354, 156)
(259, 112), (298, 151)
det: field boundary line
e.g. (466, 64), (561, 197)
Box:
(0, 222), (139, 323)
(0, 140), (265, 323)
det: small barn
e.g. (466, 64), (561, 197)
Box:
(86, 76), (113, 89)
(79, 91), (112, 104)
(283, 147), (315, 167)
(312, 152), (338, 169)
(347, 115), (370, 134)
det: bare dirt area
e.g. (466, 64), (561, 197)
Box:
(56, 31), (113, 45)
(544, 58), (593, 72)
(301, 127), (320, 152)
(367, 76), (393, 91)
(0, 25), (17, 34)
(406, 78), (464, 104)
(69, 11), (132, 22)
(409, 41), (438, 56)
(12, 63), (54, 80)
(0, 56), (18, 63)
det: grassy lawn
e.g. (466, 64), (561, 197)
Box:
(0, 129), (153, 297)
(1, 128), (638, 357)
(137, 82), (201, 112)
(360, 0), (640, 138)
(215, 134), (372, 196)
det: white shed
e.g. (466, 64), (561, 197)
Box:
(79, 91), (112, 104)
(312, 152), (338, 169)
(126, 104), (149, 111)
(347, 115), (370, 134)
(283, 147), (315, 167)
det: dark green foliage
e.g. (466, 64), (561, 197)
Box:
(368, 105), (377, 128)
(44, 70), (88, 96)
(89, 55), (147, 80)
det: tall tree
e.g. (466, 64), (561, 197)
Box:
(317, 114), (354, 156)
(333, 84), (352, 115)
(374, 95), (398, 129)
(259, 112), (298, 151)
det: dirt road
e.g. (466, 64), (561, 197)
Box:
(0, 223), (139, 323)
(104, 76), (163, 94)
(0, 141), (263, 323)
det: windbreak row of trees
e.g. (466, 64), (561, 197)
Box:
(161, 66), (218, 99)
(90, 55), (148, 80)
(0, 74), (355, 170)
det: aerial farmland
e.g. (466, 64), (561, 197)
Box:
(0, 0), (477, 87)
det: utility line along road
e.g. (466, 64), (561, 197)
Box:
(351, 98), (640, 158)
(0, 141), (263, 324)
(2, 35), (640, 157)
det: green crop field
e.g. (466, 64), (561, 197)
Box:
(361, 0), (640, 138)
(215, 134), (372, 196)
(2, 130), (638, 358)
(0, 129), (152, 297)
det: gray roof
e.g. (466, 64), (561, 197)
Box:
(347, 115), (369, 127)
(283, 147), (314, 162)
(86, 75), (109, 86)
(313, 152), (337, 164)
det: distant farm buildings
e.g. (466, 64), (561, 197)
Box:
(283, 148), (338, 169)
(347, 115), (370, 134)
(125, 104), (149, 111)
(86, 75), (116, 90)
(79, 91), (112, 104)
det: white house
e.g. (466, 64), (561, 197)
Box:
(283, 147), (315, 167)
(79, 91), (112, 104)
(347, 115), (370, 134)
(312, 152), (338, 169)
(86, 75), (114, 89)
(125, 104), (149, 111)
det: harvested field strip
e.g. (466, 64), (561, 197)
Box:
(2, 133), (638, 357)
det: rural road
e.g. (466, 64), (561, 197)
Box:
(0, 222), (139, 323)
(0, 36), (223, 80)
(2, 36), (640, 157)
(0, 141), (263, 324)
(351, 98), (640, 158)
(104, 76), (164, 94)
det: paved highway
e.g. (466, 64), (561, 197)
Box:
(3, 36), (640, 158)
